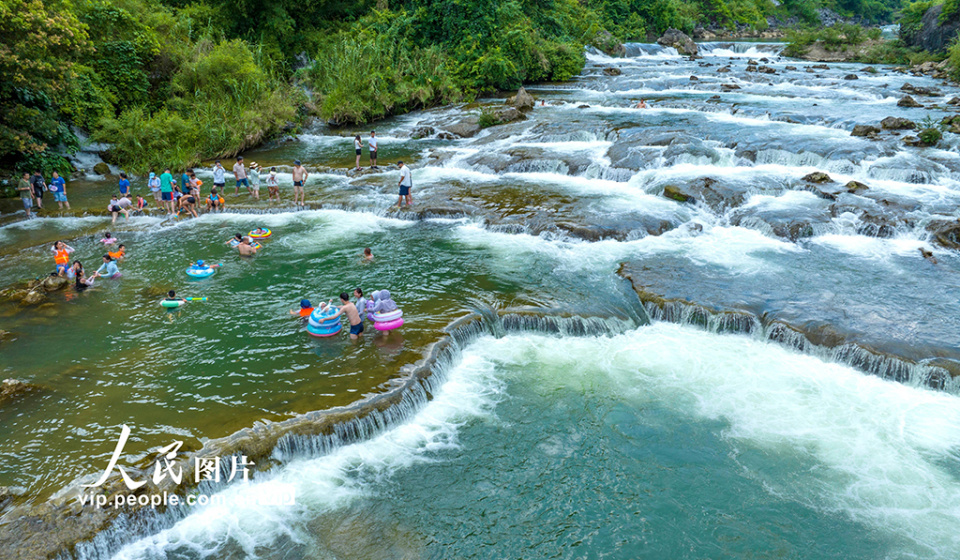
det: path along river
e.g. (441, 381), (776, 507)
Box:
(1, 42), (960, 559)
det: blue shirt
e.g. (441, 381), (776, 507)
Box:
(118, 179), (130, 194)
(181, 173), (190, 188)
(97, 261), (120, 277)
(49, 177), (65, 192)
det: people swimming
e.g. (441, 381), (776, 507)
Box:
(189, 260), (221, 270)
(290, 299), (315, 317)
(66, 260), (83, 281)
(52, 241), (75, 276)
(162, 290), (187, 306)
(354, 288), (367, 322)
(362, 247), (374, 262)
(226, 233), (244, 246)
(100, 232), (117, 245)
(236, 237), (258, 256)
(635, 99), (648, 109)
(251, 227), (269, 236)
(108, 244), (126, 262)
(96, 255), (121, 278)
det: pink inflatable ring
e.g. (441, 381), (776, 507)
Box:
(374, 317), (404, 331)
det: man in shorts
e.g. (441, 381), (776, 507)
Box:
(339, 292), (363, 340)
(212, 160), (226, 193)
(397, 161), (413, 207)
(368, 131), (378, 169)
(31, 170), (45, 210)
(233, 156), (248, 196)
(49, 171), (70, 209)
(292, 160), (308, 206)
(18, 172), (34, 217)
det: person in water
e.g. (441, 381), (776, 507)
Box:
(212, 160), (226, 192)
(362, 247), (374, 262)
(108, 244), (126, 262)
(290, 299), (314, 317)
(148, 172), (162, 206)
(100, 232), (117, 245)
(354, 288), (367, 322)
(189, 260), (221, 270)
(226, 233), (244, 246)
(248, 162), (261, 200)
(236, 237), (258, 256)
(18, 172), (35, 218)
(206, 188), (222, 212)
(368, 131), (378, 169)
(66, 260), (83, 281)
(162, 290), (187, 306)
(135, 195), (147, 215)
(74, 262), (96, 291)
(251, 227), (269, 236)
(635, 99), (648, 109)
(96, 255), (121, 278)
(233, 156), (248, 196)
(107, 195), (130, 224)
(339, 292), (363, 339)
(366, 289), (398, 315)
(117, 172), (131, 197)
(52, 241), (75, 276)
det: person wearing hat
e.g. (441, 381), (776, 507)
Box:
(292, 160), (308, 207)
(148, 171), (162, 206)
(266, 167), (280, 202)
(290, 299), (314, 317)
(248, 162), (261, 201)
(233, 156), (248, 196)
(397, 161), (412, 207)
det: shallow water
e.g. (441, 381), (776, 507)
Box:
(2, 41), (960, 558)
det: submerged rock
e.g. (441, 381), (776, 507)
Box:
(880, 116), (916, 130)
(843, 74), (858, 80)
(851, 124), (881, 137)
(844, 180), (869, 193)
(410, 126), (436, 139)
(927, 219), (960, 249)
(901, 82), (943, 96)
(720, 84), (741, 91)
(602, 67), (622, 76)
(0, 379), (40, 405)
(657, 28), (698, 56)
(802, 171), (833, 183)
(897, 95), (923, 108)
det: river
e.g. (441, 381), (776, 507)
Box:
(1, 41), (959, 559)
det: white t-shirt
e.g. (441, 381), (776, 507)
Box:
(355, 139), (361, 150)
(118, 196), (132, 208)
(369, 136), (378, 150)
(213, 166), (225, 184)
(399, 165), (412, 187)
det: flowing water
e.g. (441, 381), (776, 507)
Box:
(2, 42), (960, 558)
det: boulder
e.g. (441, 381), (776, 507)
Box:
(437, 132), (457, 140)
(602, 67), (622, 76)
(720, 84), (741, 92)
(689, 75), (699, 81)
(491, 106), (522, 125)
(897, 95), (923, 108)
(507, 87), (535, 111)
(901, 82), (943, 96)
(810, 64), (829, 70)
(663, 185), (693, 203)
(785, 66), (798, 71)
(948, 97), (960, 105)
(40, 275), (69, 292)
(851, 124), (881, 137)
(902, 135), (922, 147)
(1, 379), (39, 405)
(843, 74), (859, 80)
(93, 162), (110, 176)
(757, 65), (776, 74)
(716, 66), (731, 73)
(657, 28), (698, 56)
(844, 180), (869, 193)
(927, 219), (960, 249)
(900, 3), (960, 53)
(20, 291), (45, 306)
(410, 126), (435, 139)
(577, 104), (591, 109)
(445, 117), (481, 138)
(880, 116), (916, 130)
(861, 66), (877, 73)
(802, 171), (833, 184)
(592, 30), (626, 57)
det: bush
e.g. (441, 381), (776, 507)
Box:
(919, 127), (942, 145)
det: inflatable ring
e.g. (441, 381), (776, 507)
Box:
(374, 317), (404, 331)
(307, 307), (343, 337)
(186, 265), (216, 278)
(249, 229), (272, 239)
(372, 309), (403, 322)
(160, 300), (185, 308)
(229, 239), (241, 247)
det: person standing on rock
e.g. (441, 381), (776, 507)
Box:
(248, 162), (261, 200)
(233, 156), (248, 196)
(148, 172), (162, 206)
(31, 170), (45, 210)
(160, 168), (176, 215)
(212, 160), (226, 193)
(368, 131), (378, 169)
(18, 172), (35, 217)
(267, 167), (280, 202)
(49, 171), (69, 210)
(397, 161), (412, 207)
(354, 135), (362, 171)
(292, 160), (308, 206)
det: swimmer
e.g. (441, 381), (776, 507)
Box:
(162, 290), (187, 306)
(66, 260), (83, 281)
(362, 247), (374, 262)
(251, 227), (269, 236)
(100, 232), (117, 245)
(226, 233), (244, 246)
(189, 260), (222, 270)
(290, 299), (315, 317)
(236, 237), (258, 256)
(339, 292), (363, 339)
(52, 240), (75, 276)
(75, 265), (96, 291)
(96, 254), (121, 278)
(635, 99), (648, 109)
(108, 244), (126, 262)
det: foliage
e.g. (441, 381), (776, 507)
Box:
(918, 126), (942, 145)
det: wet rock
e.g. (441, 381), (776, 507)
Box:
(901, 82), (943, 96)
(851, 124), (881, 137)
(720, 84), (741, 91)
(437, 132), (457, 140)
(919, 247), (938, 264)
(410, 126), (435, 139)
(591, 30), (626, 57)
(757, 65), (776, 74)
(663, 185), (693, 203)
(507, 87), (535, 112)
(844, 180), (869, 193)
(707, 95), (721, 103)
(93, 162), (110, 176)
(0, 379), (39, 405)
(927, 219), (960, 249)
(948, 97), (960, 106)
(880, 116), (917, 130)
(577, 104), (590, 109)
(660, 177), (749, 211)
(802, 171), (833, 183)
(897, 95), (923, 108)
(445, 117), (481, 138)
(902, 135), (922, 147)
(941, 115), (960, 134)
(716, 66), (731, 73)
(39, 276), (69, 292)
(810, 64), (829, 70)
(602, 67), (622, 76)
(689, 75), (699, 81)
(861, 66), (877, 73)
(489, 106), (522, 126)
(843, 74), (858, 80)
(785, 65), (798, 71)
(20, 290), (45, 306)
(657, 28), (698, 56)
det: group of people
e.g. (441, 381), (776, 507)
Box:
(51, 235), (125, 291)
(291, 284), (394, 340)
(17, 170), (70, 217)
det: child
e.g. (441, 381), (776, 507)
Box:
(108, 244), (126, 262)
(248, 162), (261, 200)
(135, 195), (147, 215)
(100, 232), (117, 245)
(206, 188), (221, 212)
(162, 290), (187, 306)
(362, 247), (374, 262)
(366, 289), (398, 314)
(251, 227), (268, 236)
(267, 168), (280, 202)
(189, 260), (221, 270)
(226, 233), (244, 246)
(107, 195), (129, 224)
(66, 260), (83, 281)
(51, 241), (75, 276)
(290, 299), (315, 317)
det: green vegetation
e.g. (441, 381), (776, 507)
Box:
(0, 0), (935, 179)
